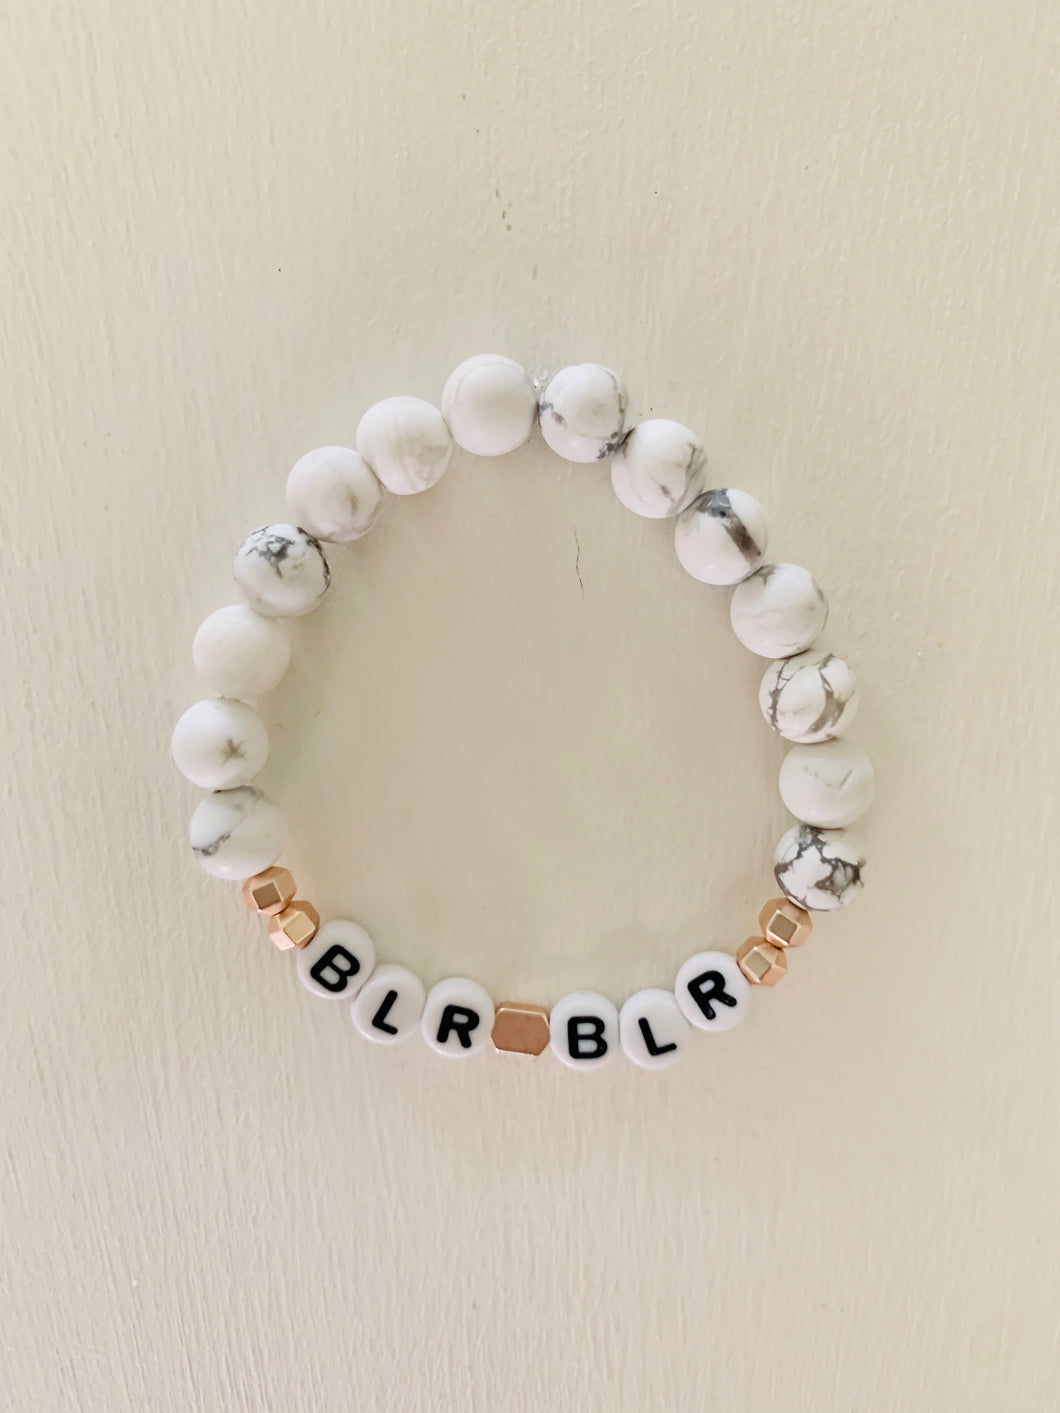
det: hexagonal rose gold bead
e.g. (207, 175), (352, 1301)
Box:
(491, 1002), (550, 1055)
(242, 866), (296, 917)
(268, 900), (320, 951)
(737, 937), (788, 987)
(757, 896), (812, 949)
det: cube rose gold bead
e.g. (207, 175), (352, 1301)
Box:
(491, 1002), (550, 1056)
(268, 901), (320, 951)
(757, 896), (812, 949)
(242, 866), (297, 917)
(737, 937), (788, 987)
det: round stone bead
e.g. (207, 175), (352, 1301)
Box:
(549, 991), (619, 1070)
(441, 354), (537, 456)
(171, 697), (269, 790)
(774, 823), (865, 911)
(189, 786), (285, 881)
(296, 919), (376, 1001)
(192, 605), (291, 701)
(779, 739), (875, 828)
(610, 419), (705, 519)
(350, 963), (426, 1044)
(618, 989), (690, 1070)
(539, 363), (628, 463)
(675, 488), (768, 585)
(730, 563), (827, 658)
(674, 951), (750, 1032)
(421, 977), (495, 1058)
(759, 647), (859, 743)
(285, 446), (383, 543)
(234, 524), (329, 619)
(356, 396), (452, 495)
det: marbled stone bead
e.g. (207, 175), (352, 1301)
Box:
(192, 605), (291, 701)
(773, 823), (865, 911)
(549, 991), (619, 1069)
(610, 419), (705, 519)
(356, 396), (453, 495)
(759, 647), (858, 743)
(730, 562), (827, 658)
(350, 963), (425, 1045)
(539, 363), (628, 463)
(285, 446), (383, 543)
(189, 786), (285, 881)
(234, 524), (329, 619)
(618, 989), (689, 1069)
(171, 697), (269, 790)
(421, 977), (495, 1057)
(779, 739), (875, 828)
(441, 354), (537, 456)
(675, 488), (768, 585)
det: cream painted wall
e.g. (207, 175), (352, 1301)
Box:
(2, 2), (1059, 1409)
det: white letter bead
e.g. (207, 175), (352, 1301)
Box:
(539, 363), (628, 463)
(171, 698), (269, 789)
(189, 786), (285, 881)
(285, 446), (383, 543)
(441, 354), (537, 457)
(675, 488), (768, 584)
(674, 952), (750, 1032)
(421, 977), (495, 1057)
(759, 648), (858, 743)
(356, 396), (453, 495)
(610, 419), (705, 519)
(774, 824), (865, 911)
(549, 991), (619, 1069)
(730, 563), (827, 658)
(350, 964), (426, 1044)
(192, 605), (291, 701)
(296, 919), (376, 1002)
(779, 739), (875, 828)
(234, 524), (329, 619)
(619, 989), (690, 1070)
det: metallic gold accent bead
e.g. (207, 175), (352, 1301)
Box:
(737, 937), (788, 987)
(491, 1002), (550, 1055)
(757, 896), (812, 949)
(268, 901), (320, 951)
(242, 866), (296, 917)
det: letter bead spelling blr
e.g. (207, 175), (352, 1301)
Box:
(174, 352), (872, 1072)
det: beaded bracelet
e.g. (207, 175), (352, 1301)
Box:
(174, 354), (871, 1070)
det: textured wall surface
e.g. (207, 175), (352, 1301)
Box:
(2, 2), (1059, 1409)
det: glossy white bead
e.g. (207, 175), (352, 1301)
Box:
(619, 989), (690, 1070)
(774, 823), (866, 911)
(189, 786), (285, 881)
(285, 446), (383, 543)
(233, 524), (329, 619)
(441, 354), (537, 457)
(674, 951), (750, 1032)
(549, 991), (619, 1070)
(610, 419), (705, 518)
(779, 739), (875, 828)
(350, 963), (426, 1044)
(171, 698), (268, 790)
(356, 396), (452, 495)
(192, 605), (291, 701)
(539, 363), (628, 463)
(730, 563), (827, 657)
(421, 977), (495, 1058)
(675, 488), (768, 584)
(759, 648), (859, 743)
(296, 919), (376, 1002)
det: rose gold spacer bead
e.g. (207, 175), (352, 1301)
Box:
(242, 866), (297, 917)
(268, 901), (320, 951)
(737, 936), (788, 987)
(757, 896), (812, 949)
(491, 1002), (550, 1056)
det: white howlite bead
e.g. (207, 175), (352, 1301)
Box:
(774, 823), (865, 911)
(189, 786), (285, 881)
(233, 524), (329, 619)
(619, 989), (690, 1070)
(610, 419), (705, 519)
(421, 978), (495, 1057)
(171, 698), (269, 790)
(549, 991), (619, 1070)
(441, 354), (537, 456)
(192, 605), (291, 701)
(356, 396), (453, 495)
(350, 964), (426, 1044)
(675, 488), (768, 584)
(759, 648), (859, 743)
(296, 919), (376, 1002)
(674, 951), (750, 1032)
(285, 446), (383, 543)
(539, 363), (628, 463)
(730, 563), (827, 658)
(779, 739), (875, 828)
